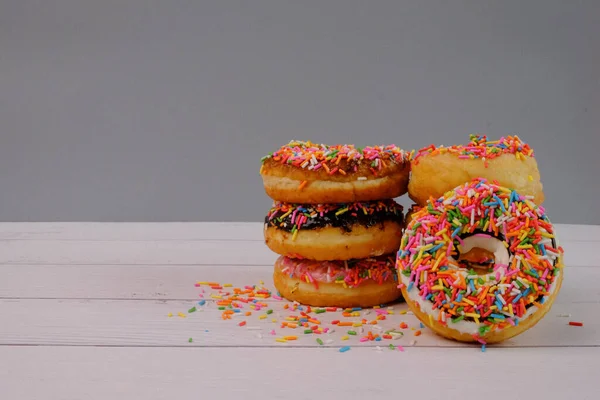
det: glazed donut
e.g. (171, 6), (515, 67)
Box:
(408, 135), (545, 206)
(264, 200), (404, 261)
(260, 140), (411, 204)
(274, 255), (402, 307)
(397, 178), (564, 344)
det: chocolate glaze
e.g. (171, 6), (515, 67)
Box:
(265, 205), (403, 233)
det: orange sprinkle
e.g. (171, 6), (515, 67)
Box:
(414, 330), (422, 336)
(298, 180), (308, 190)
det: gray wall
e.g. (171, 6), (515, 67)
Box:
(1, 0), (599, 224)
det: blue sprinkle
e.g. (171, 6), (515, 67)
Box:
(198, 300), (206, 306)
(541, 245), (547, 256)
(426, 293), (433, 301)
(375, 337), (382, 342)
(298, 306), (304, 311)
(430, 243), (444, 253)
(481, 344), (486, 352)
(352, 307), (362, 311)
(511, 293), (522, 304)
(339, 346), (351, 353)
(522, 288), (531, 297)
(407, 282), (414, 292)
(483, 201), (497, 207)
(469, 281), (476, 292)
(495, 301), (503, 310)
(540, 297), (546, 304)
(490, 313), (505, 320)
(514, 319), (519, 326)
(419, 323), (424, 329)
(456, 293), (463, 302)
(451, 227), (461, 238)
(299, 318), (308, 324)
(493, 195), (506, 212)
(233, 309), (241, 313)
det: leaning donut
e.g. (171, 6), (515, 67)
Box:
(264, 200), (403, 261)
(274, 255), (402, 308)
(397, 178), (564, 344)
(260, 140), (411, 204)
(408, 135), (545, 206)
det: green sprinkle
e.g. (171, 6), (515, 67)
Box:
(315, 308), (326, 314)
(218, 306), (226, 310)
(266, 309), (273, 315)
(316, 338), (324, 345)
(188, 307), (197, 313)
(347, 330), (357, 335)
(304, 329), (313, 334)
(452, 315), (465, 323)
(388, 344), (395, 350)
(188, 338), (193, 343)
(478, 277), (485, 284)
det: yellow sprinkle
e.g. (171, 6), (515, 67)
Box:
(341, 335), (349, 340)
(167, 313), (173, 317)
(474, 317), (480, 325)
(528, 175), (533, 181)
(463, 298), (475, 306)
(178, 312), (186, 318)
(400, 310), (407, 315)
(196, 281), (208, 285)
(429, 314), (433, 326)
(435, 228), (448, 236)
(272, 319), (277, 323)
(430, 285), (444, 291)
(275, 338), (287, 343)
(259, 315), (267, 320)
(465, 313), (480, 318)
(260, 280), (264, 285)
(388, 311), (394, 315)
(374, 306), (380, 309)
(540, 231), (555, 238)
(352, 323), (363, 327)
(223, 283), (233, 287)
(210, 294), (222, 299)
(292, 230), (298, 241)
(483, 220), (490, 232)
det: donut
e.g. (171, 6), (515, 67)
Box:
(264, 200), (404, 261)
(274, 255), (402, 307)
(397, 178), (564, 344)
(408, 135), (545, 206)
(260, 140), (411, 204)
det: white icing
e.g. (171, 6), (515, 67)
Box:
(400, 228), (561, 337)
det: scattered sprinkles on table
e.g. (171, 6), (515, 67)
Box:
(412, 135), (534, 165)
(260, 140), (410, 177)
(397, 178), (564, 340)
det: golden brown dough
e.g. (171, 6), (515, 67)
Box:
(264, 200), (404, 261)
(273, 255), (402, 307)
(260, 140), (410, 203)
(408, 135), (544, 206)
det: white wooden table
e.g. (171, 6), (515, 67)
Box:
(1, 222), (599, 400)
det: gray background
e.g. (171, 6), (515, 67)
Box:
(1, 0), (599, 224)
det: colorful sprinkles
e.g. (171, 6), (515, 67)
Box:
(413, 135), (534, 164)
(276, 255), (398, 289)
(397, 178), (564, 339)
(265, 200), (403, 235)
(260, 140), (410, 176)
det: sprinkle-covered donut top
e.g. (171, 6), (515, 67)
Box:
(277, 255), (397, 289)
(397, 178), (563, 338)
(413, 134), (534, 163)
(260, 140), (410, 176)
(265, 200), (404, 235)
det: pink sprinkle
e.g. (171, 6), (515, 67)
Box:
(272, 295), (283, 301)
(270, 330), (276, 335)
(397, 345), (405, 352)
(359, 337), (369, 342)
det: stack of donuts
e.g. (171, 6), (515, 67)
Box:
(260, 140), (411, 308)
(399, 134), (564, 344)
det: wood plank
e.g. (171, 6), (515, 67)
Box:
(0, 222), (598, 242)
(0, 239), (594, 266)
(1, 346), (598, 400)
(0, 298), (596, 348)
(0, 222), (263, 241)
(1, 264), (598, 303)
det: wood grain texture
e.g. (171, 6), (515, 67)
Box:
(0, 298), (596, 348)
(0, 222), (598, 400)
(1, 264), (599, 303)
(0, 222), (598, 242)
(1, 346), (598, 400)
(0, 238), (596, 266)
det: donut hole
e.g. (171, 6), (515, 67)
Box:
(453, 233), (510, 274)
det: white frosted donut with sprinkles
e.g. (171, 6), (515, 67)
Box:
(397, 178), (564, 344)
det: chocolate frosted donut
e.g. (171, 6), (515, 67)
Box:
(264, 200), (404, 261)
(260, 140), (411, 204)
